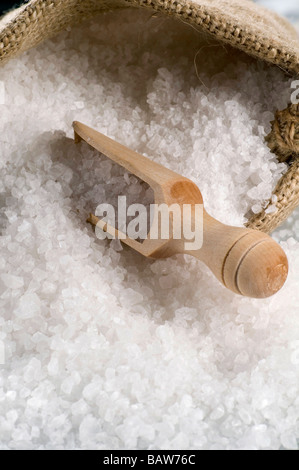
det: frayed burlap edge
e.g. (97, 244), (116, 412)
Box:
(246, 158), (299, 233)
(266, 103), (299, 163)
(246, 103), (299, 233)
(1, 0), (299, 233)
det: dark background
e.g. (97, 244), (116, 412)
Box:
(0, 1), (28, 15)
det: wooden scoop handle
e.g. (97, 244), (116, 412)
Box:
(188, 210), (288, 298)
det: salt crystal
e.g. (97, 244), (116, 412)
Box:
(281, 432), (298, 450)
(79, 415), (99, 443)
(265, 204), (277, 214)
(47, 356), (60, 376)
(74, 101), (85, 109)
(61, 372), (81, 395)
(23, 358), (41, 383)
(6, 410), (18, 424)
(210, 405), (225, 420)
(291, 349), (299, 365)
(110, 238), (123, 252)
(251, 204), (262, 214)
(235, 351), (249, 364)
(71, 399), (89, 416)
(159, 274), (174, 289)
(120, 288), (143, 307)
(15, 293), (41, 319)
(6, 391), (16, 401)
(1, 274), (24, 289)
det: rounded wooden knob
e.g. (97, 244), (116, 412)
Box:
(222, 231), (288, 298)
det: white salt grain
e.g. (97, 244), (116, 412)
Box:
(1, 273), (24, 289)
(74, 101), (85, 109)
(265, 204), (278, 214)
(281, 432), (298, 450)
(15, 293), (41, 319)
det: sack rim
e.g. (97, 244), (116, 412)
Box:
(0, 0), (299, 75)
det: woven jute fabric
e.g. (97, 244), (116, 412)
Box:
(1, 0), (299, 233)
(246, 103), (299, 233)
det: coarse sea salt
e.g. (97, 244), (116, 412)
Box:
(0, 8), (298, 450)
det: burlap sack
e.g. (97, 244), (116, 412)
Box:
(1, 0), (299, 233)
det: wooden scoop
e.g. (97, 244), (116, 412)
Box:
(73, 121), (288, 299)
